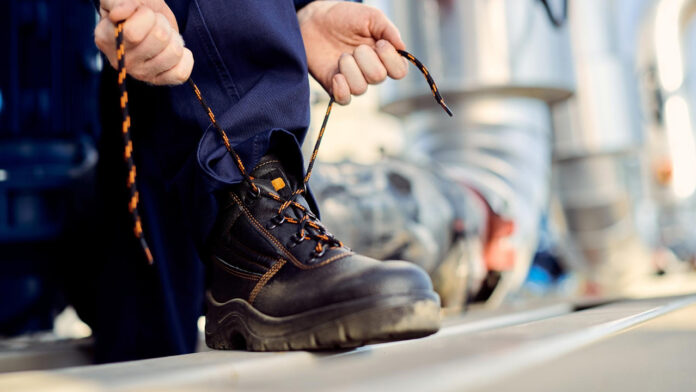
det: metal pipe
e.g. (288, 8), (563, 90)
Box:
(637, 0), (696, 259)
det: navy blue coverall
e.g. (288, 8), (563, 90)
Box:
(91, 0), (319, 362)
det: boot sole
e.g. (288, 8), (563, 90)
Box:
(205, 291), (441, 351)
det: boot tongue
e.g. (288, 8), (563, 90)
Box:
(251, 154), (300, 200)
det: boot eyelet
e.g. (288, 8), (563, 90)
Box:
(267, 215), (285, 230)
(287, 233), (305, 248)
(312, 246), (326, 258)
(286, 234), (304, 248)
(245, 190), (260, 206)
(247, 185), (261, 201)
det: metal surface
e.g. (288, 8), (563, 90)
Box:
(2, 295), (695, 391)
(478, 302), (696, 392)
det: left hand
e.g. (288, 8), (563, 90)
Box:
(298, 1), (409, 105)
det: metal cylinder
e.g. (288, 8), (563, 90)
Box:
(636, 0), (696, 260)
(549, 0), (653, 293)
(374, 0), (577, 303)
(376, 0), (574, 116)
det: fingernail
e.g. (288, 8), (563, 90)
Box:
(376, 40), (386, 49)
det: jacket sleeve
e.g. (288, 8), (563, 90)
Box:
(293, 0), (314, 10)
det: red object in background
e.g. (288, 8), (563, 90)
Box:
(484, 212), (516, 272)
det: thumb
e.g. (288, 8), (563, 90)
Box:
(368, 9), (405, 51)
(101, 0), (141, 22)
(102, 0), (179, 33)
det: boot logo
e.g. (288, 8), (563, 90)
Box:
(271, 177), (286, 191)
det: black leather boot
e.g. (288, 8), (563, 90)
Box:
(204, 153), (441, 351)
(197, 49), (451, 351)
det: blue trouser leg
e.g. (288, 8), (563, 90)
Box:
(93, 0), (311, 361)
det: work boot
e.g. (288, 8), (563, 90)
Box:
(204, 153), (441, 351)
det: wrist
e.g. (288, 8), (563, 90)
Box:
(296, 1), (318, 26)
(297, 1), (339, 25)
(294, 0), (315, 12)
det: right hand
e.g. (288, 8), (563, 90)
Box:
(94, 0), (193, 85)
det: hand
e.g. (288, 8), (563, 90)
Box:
(298, 1), (409, 105)
(94, 0), (193, 85)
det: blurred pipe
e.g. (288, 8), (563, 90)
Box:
(550, 0), (651, 292)
(637, 0), (696, 259)
(638, 0), (696, 201)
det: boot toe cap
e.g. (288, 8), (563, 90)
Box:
(256, 255), (438, 317)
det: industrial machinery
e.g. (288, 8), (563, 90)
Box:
(376, 0), (573, 304)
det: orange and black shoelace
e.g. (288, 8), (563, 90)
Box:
(115, 22), (452, 264)
(115, 22), (153, 264)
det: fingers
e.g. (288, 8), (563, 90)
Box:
(338, 53), (367, 96)
(332, 73), (351, 105)
(332, 40), (408, 104)
(152, 47), (194, 85)
(375, 40), (408, 80)
(94, 4), (191, 85)
(139, 34), (185, 79)
(126, 13), (175, 66)
(379, 20), (405, 51)
(100, 0), (141, 23)
(94, 17), (117, 65)
(365, 6), (406, 50)
(353, 44), (387, 84)
(122, 6), (157, 47)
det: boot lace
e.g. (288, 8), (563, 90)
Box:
(115, 21), (452, 263)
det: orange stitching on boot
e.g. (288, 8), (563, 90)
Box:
(252, 159), (281, 171)
(218, 264), (261, 281)
(317, 252), (352, 266)
(248, 259), (286, 304)
(231, 193), (349, 269)
(230, 193), (307, 269)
